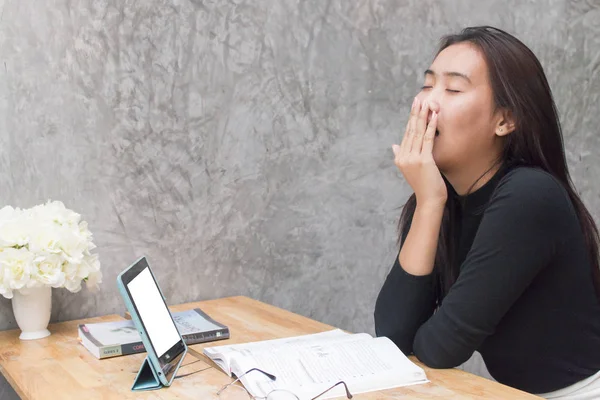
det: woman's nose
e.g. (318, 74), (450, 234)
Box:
(420, 98), (440, 125)
(426, 102), (440, 126)
(415, 93), (440, 114)
(424, 99), (440, 114)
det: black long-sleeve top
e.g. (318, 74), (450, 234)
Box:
(374, 166), (600, 394)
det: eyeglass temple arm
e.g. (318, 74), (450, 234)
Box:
(216, 368), (277, 396)
(310, 380), (353, 400)
(216, 377), (243, 396)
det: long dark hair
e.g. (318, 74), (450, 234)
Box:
(398, 26), (600, 301)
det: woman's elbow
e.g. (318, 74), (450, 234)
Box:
(414, 353), (460, 369)
(374, 317), (415, 355)
(413, 339), (472, 369)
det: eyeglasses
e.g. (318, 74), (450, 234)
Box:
(216, 368), (353, 400)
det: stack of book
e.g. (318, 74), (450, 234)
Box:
(78, 308), (229, 359)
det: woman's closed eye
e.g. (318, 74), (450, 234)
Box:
(420, 85), (462, 93)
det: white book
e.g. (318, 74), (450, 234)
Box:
(204, 329), (428, 399)
(78, 308), (229, 359)
(204, 329), (350, 376)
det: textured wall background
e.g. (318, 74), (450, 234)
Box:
(1, 0), (599, 397)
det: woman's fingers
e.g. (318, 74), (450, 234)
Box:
(412, 101), (430, 154)
(392, 144), (401, 164)
(400, 97), (420, 156)
(421, 111), (438, 154)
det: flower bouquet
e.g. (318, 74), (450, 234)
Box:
(0, 200), (101, 339)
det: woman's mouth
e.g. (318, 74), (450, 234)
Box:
(435, 129), (440, 136)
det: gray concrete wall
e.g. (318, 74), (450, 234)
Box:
(1, 0), (599, 397)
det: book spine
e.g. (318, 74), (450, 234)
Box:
(183, 329), (229, 345)
(120, 341), (147, 356)
(98, 341), (146, 358)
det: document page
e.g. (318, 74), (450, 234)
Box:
(204, 329), (354, 375)
(231, 335), (428, 399)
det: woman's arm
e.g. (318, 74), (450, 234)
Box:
(412, 168), (572, 368)
(375, 98), (447, 353)
(400, 203), (445, 276)
(374, 203), (443, 354)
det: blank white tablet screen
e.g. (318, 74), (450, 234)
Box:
(127, 267), (180, 357)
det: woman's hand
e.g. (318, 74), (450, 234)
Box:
(393, 98), (447, 209)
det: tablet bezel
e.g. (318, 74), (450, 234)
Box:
(117, 256), (187, 387)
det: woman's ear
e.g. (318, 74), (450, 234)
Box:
(495, 109), (516, 137)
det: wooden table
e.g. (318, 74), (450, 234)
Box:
(0, 296), (539, 399)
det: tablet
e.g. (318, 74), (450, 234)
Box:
(117, 256), (187, 389)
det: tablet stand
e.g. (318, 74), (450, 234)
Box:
(131, 356), (163, 391)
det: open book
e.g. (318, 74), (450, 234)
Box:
(203, 329), (428, 399)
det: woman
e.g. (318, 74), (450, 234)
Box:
(374, 26), (600, 399)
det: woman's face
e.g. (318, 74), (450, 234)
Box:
(417, 42), (505, 174)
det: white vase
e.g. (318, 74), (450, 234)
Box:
(12, 286), (52, 340)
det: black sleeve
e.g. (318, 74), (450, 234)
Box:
(412, 169), (571, 368)
(374, 210), (437, 355)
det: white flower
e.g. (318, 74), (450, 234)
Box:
(85, 269), (103, 292)
(28, 202), (91, 262)
(0, 206), (30, 248)
(62, 252), (103, 293)
(83, 254), (102, 291)
(28, 224), (62, 255)
(0, 205), (17, 220)
(0, 253), (9, 299)
(30, 201), (81, 228)
(0, 248), (35, 298)
(62, 261), (82, 293)
(32, 253), (66, 288)
(64, 278), (82, 293)
(0, 201), (101, 299)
